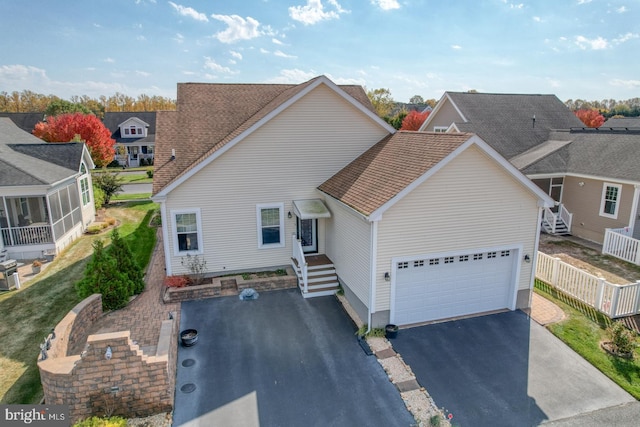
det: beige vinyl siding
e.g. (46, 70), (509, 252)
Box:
(426, 98), (463, 131)
(562, 176), (634, 244)
(324, 197), (372, 309)
(164, 84), (389, 275)
(375, 145), (539, 312)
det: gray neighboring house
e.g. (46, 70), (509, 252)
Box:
(0, 118), (95, 260)
(103, 112), (156, 167)
(420, 91), (640, 245)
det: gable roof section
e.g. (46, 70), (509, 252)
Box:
(602, 117), (640, 129)
(319, 131), (553, 219)
(522, 129), (640, 183)
(103, 112), (156, 143)
(421, 92), (583, 160)
(153, 75), (393, 196)
(0, 118), (83, 187)
(0, 112), (45, 133)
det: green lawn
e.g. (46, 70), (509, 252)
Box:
(111, 193), (151, 201)
(0, 201), (158, 404)
(535, 280), (640, 399)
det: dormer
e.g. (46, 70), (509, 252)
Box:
(118, 117), (150, 138)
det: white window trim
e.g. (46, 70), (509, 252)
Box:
(171, 208), (203, 256)
(599, 182), (622, 219)
(433, 126), (448, 133)
(256, 203), (285, 249)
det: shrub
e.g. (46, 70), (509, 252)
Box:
(146, 168), (154, 178)
(73, 416), (127, 427)
(181, 254), (207, 285)
(93, 185), (106, 210)
(76, 240), (132, 310)
(608, 321), (637, 355)
(86, 225), (103, 234)
(93, 171), (123, 204)
(108, 228), (145, 294)
(106, 217), (116, 226)
(164, 275), (190, 288)
(106, 159), (121, 168)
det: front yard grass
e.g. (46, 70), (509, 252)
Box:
(535, 280), (640, 399)
(0, 201), (158, 404)
(111, 192), (151, 202)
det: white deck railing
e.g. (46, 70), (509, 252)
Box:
(602, 228), (640, 266)
(1, 225), (53, 246)
(543, 207), (558, 234)
(292, 233), (308, 293)
(559, 204), (573, 231)
(536, 251), (640, 318)
(543, 204), (572, 234)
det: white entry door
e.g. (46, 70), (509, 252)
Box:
(393, 249), (517, 325)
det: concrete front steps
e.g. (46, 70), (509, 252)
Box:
(291, 254), (340, 298)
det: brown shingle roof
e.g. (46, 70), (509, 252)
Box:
(318, 131), (473, 216)
(153, 76), (375, 194)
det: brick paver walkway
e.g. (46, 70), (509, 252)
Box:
(71, 229), (179, 355)
(530, 292), (565, 325)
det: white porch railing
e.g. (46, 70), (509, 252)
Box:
(1, 224), (53, 246)
(536, 251), (640, 318)
(602, 227), (640, 266)
(292, 233), (308, 293)
(543, 204), (572, 234)
(559, 204), (573, 231)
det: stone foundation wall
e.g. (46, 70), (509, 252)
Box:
(38, 295), (176, 424)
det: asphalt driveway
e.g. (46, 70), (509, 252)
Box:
(173, 289), (415, 427)
(391, 311), (635, 427)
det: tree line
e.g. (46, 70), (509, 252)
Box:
(564, 98), (640, 118)
(0, 90), (176, 117)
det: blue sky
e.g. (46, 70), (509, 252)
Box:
(0, 0), (638, 103)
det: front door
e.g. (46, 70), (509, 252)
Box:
(297, 218), (317, 253)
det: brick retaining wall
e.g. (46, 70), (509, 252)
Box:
(38, 295), (177, 423)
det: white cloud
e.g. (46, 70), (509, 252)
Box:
(533, 16), (542, 22)
(510, 3), (524, 9)
(136, 35), (146, 41)
(260, 48), (270, 54)
(616, 6), (627, 13)
(577, 0), (592, 4)
(451, 45), (462, 50)
(266, 68), (317, 83)
(371, 0), (400, 10)
(174, 33), (185, 43)
(274, 50), (297, 58)
(613, 32), (639, 44)
(211, 14), (261, 43)
(230, 50), (243, 60)
(168, 2), (208, 22)
(136, 70), (151, 77)
(328, 74), (366, 85)
(203, 57), (234, 73)
(610, 78), (640, 88)
(546, 77), (561, 88)
(272, 38), (284, 45)
(289, 0), (348, 26)
(104, 57), (115, 63)
(575, 35), (608, 50)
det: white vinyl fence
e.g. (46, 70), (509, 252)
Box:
(602, 228), (640, 266)
(536, 252), (640, 318)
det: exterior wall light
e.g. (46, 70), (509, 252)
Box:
(288, 211), (292, 219)
(384, 272), (390, 281)
(105, 346), (112, 360)
(524, 254), (531, 263)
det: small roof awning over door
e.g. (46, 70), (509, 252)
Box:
(292, 199), (331, 220)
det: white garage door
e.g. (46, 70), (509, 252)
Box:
(393, 249), (516, 325)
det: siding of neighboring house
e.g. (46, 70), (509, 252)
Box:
(375, 145), (539, 313)
(163, 84), (389, 275)
(423, 99), (461, 131)
(562, 175), (634, 244)
(324, 196), (372, 320)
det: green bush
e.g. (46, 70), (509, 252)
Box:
(73, 416), (127, 427)
(93, 185), (106, 210)
(86, 225), (104, 234)
(608, 321), (637, 355)
(106, 159), (121, 169)
(146, 168), (154, 178)
(109, 229), (145, 294)
(93, 171), (123, 204)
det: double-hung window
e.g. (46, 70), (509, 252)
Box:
(172, 209), (202, 255)
(600, 183), (622, 219)
(257, 203), (284, 248)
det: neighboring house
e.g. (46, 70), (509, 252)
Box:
(0, 112), (45, 133)
(602, 117), (640, 128)
(518, 128), (640, 243)
(0, 118), (95, 260)
(103, 112), (156, 167)
(152, 76), (551, 327)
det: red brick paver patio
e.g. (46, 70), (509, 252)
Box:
(530, 292), (565, 326)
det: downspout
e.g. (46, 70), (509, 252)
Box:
(529, 206), (544, 309)
(628, 185), (640, 236)
(156, 196), (173, 276)
(368, 219), (379, 333)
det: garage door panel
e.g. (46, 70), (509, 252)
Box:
(394, 250), (516, 325)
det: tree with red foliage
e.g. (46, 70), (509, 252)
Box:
(574, 109), (605, 128)
(33, 113), (115, 167)
(400, 110), (431, 131)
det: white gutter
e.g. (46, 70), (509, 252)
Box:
(529, 207), (544, 308)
